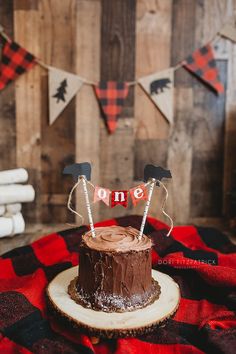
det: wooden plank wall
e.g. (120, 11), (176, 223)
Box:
(0, 0), (235, 226)
(0, 2), (16, 172)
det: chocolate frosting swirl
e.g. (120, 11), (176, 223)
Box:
(82, 226), (152, 252)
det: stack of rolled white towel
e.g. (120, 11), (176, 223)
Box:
(0, 168), (35, 238)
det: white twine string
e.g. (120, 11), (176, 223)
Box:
(138, 179), (174, 239)
(67, 178), (85, 225)
(158, 180), (173, 237)
(81, 176), (96, 238)
(138, 179), (156, 240)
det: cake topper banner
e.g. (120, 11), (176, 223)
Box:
(64, 162), (174, 239)
(93, 184), (149, 207)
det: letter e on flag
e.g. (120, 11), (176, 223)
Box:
(129, 184), (148, 206)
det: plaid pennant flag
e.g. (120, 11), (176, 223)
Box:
(183, 44), (224, 94)
(94, 81), (129, 134)
(0, 36), (36, 90)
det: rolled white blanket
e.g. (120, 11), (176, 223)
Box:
(0, 168), (28, 185)
(0, 185), (35, 204)
(0, 212), (25, 238)
(0, 205), (5, 216)
(5, 203), (22, 214)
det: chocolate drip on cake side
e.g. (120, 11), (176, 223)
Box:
(68, 226), (161, 312)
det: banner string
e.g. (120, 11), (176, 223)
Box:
(66, 177), (172, 236)
(67, 178), (85, 226)
(0, 19), (233, 90)
(158, 180), (173, 237)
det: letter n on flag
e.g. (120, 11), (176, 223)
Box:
(94, 81), (129, 134)
(138, 68), (174, 125)
(0, 36), (36, 90)
(111, 191), (128, 208)
(182, 44), (224, 94)
(129, 184), (148, 207)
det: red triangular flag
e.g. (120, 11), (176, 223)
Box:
(111, 190), (128, 208)
(183, 44), (224, 94)
(129, 184), (148, 206)
(94, 81), (129, 133)
(0, 36), (36, 90)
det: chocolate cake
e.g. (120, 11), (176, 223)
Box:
(68, 226), (161, 312)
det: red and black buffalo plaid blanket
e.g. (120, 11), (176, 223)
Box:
(0, 215), (236, 354)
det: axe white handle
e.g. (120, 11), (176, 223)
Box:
(138, 179), (155, 240)
(81, 177), (96, 238)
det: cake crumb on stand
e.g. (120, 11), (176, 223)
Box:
(90, 336), (100, 344)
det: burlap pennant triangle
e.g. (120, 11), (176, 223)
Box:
(49, 67), (83, 125)
(138, 68), (174, 124)
(219, 23), (236, 43)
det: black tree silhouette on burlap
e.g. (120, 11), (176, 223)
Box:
(53, 79), (68, 103)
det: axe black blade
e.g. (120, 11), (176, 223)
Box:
(143, 164), (172, 186)
(63, 162), (91, 181)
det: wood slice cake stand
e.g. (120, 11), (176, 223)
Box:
(47, 266), (180, 339)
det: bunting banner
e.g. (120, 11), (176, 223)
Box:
(49, 67), (83, 125)
(94, 81), (129, 134)
(219, 23), (236, 43)
(138, 68), (174, 124)
(111, 190), (128, 208)
(0, 23), (233, 133)
(183, 44), (224, 94)
(0, 36), (36, 90)
(94, 186), (111, 206)
(129, 184), (148, 206)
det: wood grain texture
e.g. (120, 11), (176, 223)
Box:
(0, 1), (16, 172)
(135, 0), (172, 141)
(75, 0), (101, 224)
(14, 0), (42, 223)
(218, 0), (236, 215)
(133, 0), (172, 224)
(1, 0), (234, 228)
(39, 0), (77, 223)
(190, 0), (229, 218)
(190, 61), (226, 217)
(166, 0), (196, 223)
(99, 0), (136, 220)
(101, 0), (136, 115)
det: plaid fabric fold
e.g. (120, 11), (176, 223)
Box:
(94, 81), (129, 134)
(0, 215), (236, 353)
(183, 44), (224, 94)
(0, 36), (36, 90)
